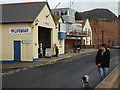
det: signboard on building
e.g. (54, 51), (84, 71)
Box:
(22, 40), (31, 44)
(42, 21), (50, 26)
(9, 27), (31, 34)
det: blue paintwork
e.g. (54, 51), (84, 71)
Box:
(58, 32), (66, 39)
(0, 58), (39, 64)
(58, 54), (65, 55)
(33, 58), (39, 61)
(0, 61), (33, 64)
(14, 41), (21, 60)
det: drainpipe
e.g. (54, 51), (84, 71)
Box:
(102, 30), (104, 44)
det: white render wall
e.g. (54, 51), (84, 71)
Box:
(83, 19), (92, 45)
(0, 24), (2, 60)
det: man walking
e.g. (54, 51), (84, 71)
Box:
(54, 44), (59, 57)
(77, 43), (81, 53)
(95, 44), (110, 81)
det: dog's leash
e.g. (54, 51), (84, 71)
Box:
(86, 67), (97, 75)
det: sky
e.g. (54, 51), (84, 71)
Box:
(0, 0), (119, 16)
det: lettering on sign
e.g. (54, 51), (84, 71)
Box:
(22, 40), (31, 44)
(9, 27), (31, 34)
(42, 21), (50, 26)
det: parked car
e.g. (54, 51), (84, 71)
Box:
(112, 45), (120, 49)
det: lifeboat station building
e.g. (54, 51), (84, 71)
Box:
(0, 2), (66, 63)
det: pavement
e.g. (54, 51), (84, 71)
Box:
(1, 49), (97, 73)
(95, 64), (120, 88)
(118, 64), (120, 89)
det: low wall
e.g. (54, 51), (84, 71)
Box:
(95, 64), (120, 89)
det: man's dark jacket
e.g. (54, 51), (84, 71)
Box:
(95, 49), (110, 68)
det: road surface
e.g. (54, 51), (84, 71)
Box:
(2, 49), (120, 88)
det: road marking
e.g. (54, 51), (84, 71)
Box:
(22, 67), (28, 71)
(28, 66), (34, 69)
(7, 71), (14, 74)
(15, 69), (21, 72)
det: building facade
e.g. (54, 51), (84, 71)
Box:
(53, 8), (82, 52)
(90, 20), (118, 47)
(53, 15), (66, 55)
(0, 2), (65, 62)
(52, 8), (75, 23)
(76, 19), (93, 46)
(52, 8), (93, 52)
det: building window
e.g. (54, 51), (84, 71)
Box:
(61, 11), (64, 15)
(88, 29), (90, 32)
(67, 11), (69, 15)
(85, 28), (87, 33)
(51, 11), (53, 15)
(72, 26), (74, 31)
(87, 41), (88, 44)
(59, 11), (61, 15)
(58, 23), (60, 31)
(61, 10), (67, 15)
(55, 11), (59, 15)
(52, 11), (55, 15)
(65, 11), (67, 15)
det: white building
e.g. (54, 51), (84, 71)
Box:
(76, 19), (93, 45)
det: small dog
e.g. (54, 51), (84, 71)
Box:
(81, 75), (92, 88)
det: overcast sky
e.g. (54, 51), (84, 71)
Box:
(0, 0), (119, 16)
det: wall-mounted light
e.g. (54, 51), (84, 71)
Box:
(46, 14), (50, 18)
(31, 24), (34, 28)
(35, 19), (39, 22)
(35, 22), (38, 25)
(34, 19), (39, 25)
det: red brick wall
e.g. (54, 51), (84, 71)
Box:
(90, 20), (119, 46)
(118, 20), (120, 45)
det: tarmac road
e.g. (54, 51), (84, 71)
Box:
(2, 49), (120, 88)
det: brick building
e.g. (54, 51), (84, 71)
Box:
(90, 20), (119, 47)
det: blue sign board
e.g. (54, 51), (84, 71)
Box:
(58, 32), (66, 39)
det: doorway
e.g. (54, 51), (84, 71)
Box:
(38, 26), (51, 57)
(14, 41), (21, 60)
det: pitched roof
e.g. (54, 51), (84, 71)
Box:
(75, 20), (86, 28)
(54, 15), (61, 22)
(1, 2), (47, 24)
(53, 15), (64, 22)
